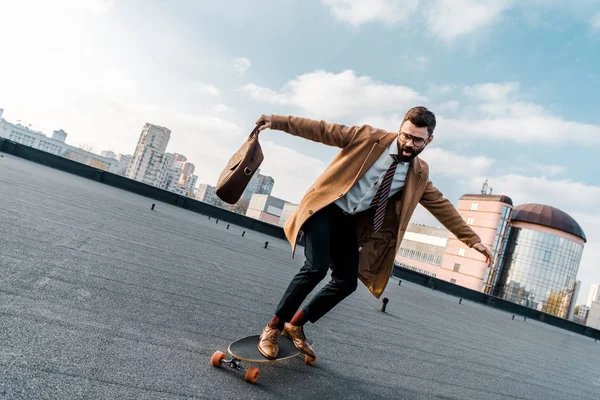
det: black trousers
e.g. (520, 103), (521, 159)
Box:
(274, 203), (360, 324)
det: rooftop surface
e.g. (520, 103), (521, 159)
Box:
(1, 154), (599, 400)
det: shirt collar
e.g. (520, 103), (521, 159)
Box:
(389, 136), (399, 156)
(388, 136), (406, 163)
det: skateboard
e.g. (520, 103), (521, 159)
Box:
(210, 334), (316, 384)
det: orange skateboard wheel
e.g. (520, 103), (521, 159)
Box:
(245, 367), (260, 384)
(211, 351), (226, 367)
(304, 355), (317, 365)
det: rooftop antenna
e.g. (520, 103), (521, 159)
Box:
(481, 179), (489, 195)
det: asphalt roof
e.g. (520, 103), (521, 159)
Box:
(1, 153), (599, 400)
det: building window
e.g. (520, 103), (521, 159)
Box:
(543, 251), (551, 262)
(467, 217), (474, 225)
(453, 263), (461, 272)
(450, 279), (456, 284)
(458, 248), (466, 256)
(470, 202), (478, 211)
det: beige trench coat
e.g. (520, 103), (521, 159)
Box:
(271, 115), (482, 299)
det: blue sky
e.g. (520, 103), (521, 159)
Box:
(0, 0), (599, 304)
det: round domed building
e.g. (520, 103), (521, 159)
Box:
(491, 204), (586, 318)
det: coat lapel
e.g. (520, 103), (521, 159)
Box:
(353, 133), (398, 185)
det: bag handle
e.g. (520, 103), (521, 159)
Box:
(249, 121), (266, 139)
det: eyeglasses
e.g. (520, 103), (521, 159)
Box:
(398, 132), (428, 147)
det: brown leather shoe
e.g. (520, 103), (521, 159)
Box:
(283, 322), (316, 358)
(257, 325), (281, 360)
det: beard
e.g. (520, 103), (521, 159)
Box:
(398, 144), (424, 163)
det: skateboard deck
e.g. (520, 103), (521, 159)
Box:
(211, 334), (316, 384)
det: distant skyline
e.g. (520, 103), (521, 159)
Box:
(1, 0), (599, 304)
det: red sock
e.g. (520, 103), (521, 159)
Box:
(289, 310), (307, 326)
(268, 315), (284, 331)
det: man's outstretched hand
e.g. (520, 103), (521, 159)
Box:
(256, 114), (272, 131)
(473, 242), (494, 265)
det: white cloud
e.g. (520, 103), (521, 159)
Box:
(497, 160), (566, 178)
(259, 141), (328, 204)
(567, 212), (600, 304)
(233, 57), (251, 74)
(425, 0), (514, 42)
(84, 0), (113, 13)
(243, 69), (426, 120)
(439, 114), (600, 145)
(322, 0), (419, 26)
(214, 104), (234, 114)
(463, 82), (520, 103)
(244, 71), (600, 146)
(79, 68), (138, 97)
(591, 12), (600, 30)
(321, 0), (513, 41)
(467, 174), (600, 212)
(428, 84), (458, 97)
(191, 82), (220, 97)
(422, 148), (495, 178)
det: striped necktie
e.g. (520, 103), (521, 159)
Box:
(370, 154), (400, 233)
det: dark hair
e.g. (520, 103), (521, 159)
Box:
(402, 106), (436, 135)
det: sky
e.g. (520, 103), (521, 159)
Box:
(0, 0), (599, 304)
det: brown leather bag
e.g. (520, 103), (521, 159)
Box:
(216, 123), (264, 204)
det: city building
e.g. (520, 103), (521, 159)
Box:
(115, 154), (132, 176)
(395, 190), (587, 319)
(492, 204), (586, 318)
(195, 183), (225, 208)
(398, 193), (513, 289)
(1, 119), (67, 155)
(160, 154), (197, 197)
(126, 123), (171, 187)
(586, 284), (599, 307)
(51, 129), (67, 143)
(279, 203), (299, 227)
(449, 193), (514, 292)
(568, 280), (581, 320)
(578, 305), (590, 320)
(0, 115), (119, 171)
(246, 194), (288, 225)
(100, 150), (117, 159)
(394, 224), (449, 278)
(225, 169), (275, 214)
(586, 302), (600, 330)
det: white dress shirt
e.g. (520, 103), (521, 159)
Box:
(335, 140), (409, 214)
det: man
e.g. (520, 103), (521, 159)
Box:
(254, 106), (493, 360)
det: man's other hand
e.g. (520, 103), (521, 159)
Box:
(256, 114), (272, 131)
(472, 242), (494, 265)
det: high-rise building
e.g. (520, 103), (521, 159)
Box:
(395, 191), (587, 320)
(586, 302), (600, 330)
(0, 108), (4, 120)
(493, 204), (586, 318)
(426, 193), (513, 292)
(115, 154), (132, 176)
(586, 284), (600, 307)
(126, 123), (171, 187)
(568, 280), (581, 320)
(196, 183), (224, 208)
